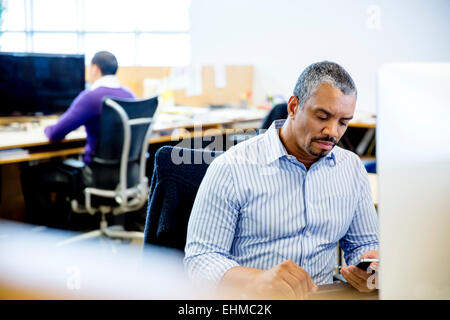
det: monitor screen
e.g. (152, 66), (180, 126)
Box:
(0, 52), (85, 116)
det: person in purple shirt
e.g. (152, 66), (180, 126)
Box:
(45, 51), (135, 163)
(21, 51), (135, 228)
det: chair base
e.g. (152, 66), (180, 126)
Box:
(56, 219), (144, 247)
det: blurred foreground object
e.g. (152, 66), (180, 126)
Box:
(0, 220), (209, 299)
(377, 63), (450, 299)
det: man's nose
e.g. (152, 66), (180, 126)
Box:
(322, 122), (339, 139)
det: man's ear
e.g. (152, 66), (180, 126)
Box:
(93, 64), (101, 77)
(89, 64), (103, 83)
(287, 95), (299, 119)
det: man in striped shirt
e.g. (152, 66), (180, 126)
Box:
(184, 61), (379, 299)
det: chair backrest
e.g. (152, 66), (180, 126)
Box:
(260, 103), (288, 129)
(90, 96), (158, 193)
(144, 146), (223, 251)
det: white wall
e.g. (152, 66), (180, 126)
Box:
(190, 0), (450, 113)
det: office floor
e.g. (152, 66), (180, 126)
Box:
(27, 224), (144, 253)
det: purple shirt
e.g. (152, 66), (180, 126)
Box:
(45, 86), (135, 164)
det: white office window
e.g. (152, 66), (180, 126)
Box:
(84, 0), (135, 32)
(32, 0), (78, 31)
(33, 32), (78, 54)
(84, 33), (135, 66)
(138, 33), (190, 66)
(0, 32), (27, 52)
(0, 0), (191, 65)
(0, 0), (26, 31)
(136, 0), (191, 31)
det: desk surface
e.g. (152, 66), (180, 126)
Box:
(217, 281), (379, 300)
(0, 107), (267, 150)
(308, 282), (379, 300)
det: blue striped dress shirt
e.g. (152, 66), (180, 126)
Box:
(184, 120), (379, 285)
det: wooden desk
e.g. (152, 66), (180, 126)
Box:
(0, 148), (86, 166)
(308, 282), (378, 300)
(348, 122), (376, 129)
(217, 281), (378, 300)
(0, 127), (261, 165)
(0, 107), (266, 164)
(348, 113), (376, 129)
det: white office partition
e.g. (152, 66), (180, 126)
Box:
(377, 63), (450, 299)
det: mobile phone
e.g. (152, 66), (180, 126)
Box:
(356, 258), (379, 271)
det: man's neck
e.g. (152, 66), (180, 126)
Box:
(278, 123), (319, 170)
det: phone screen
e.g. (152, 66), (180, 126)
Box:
(356, 259), (379, 272)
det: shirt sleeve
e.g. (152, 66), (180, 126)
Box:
(44, 91), (94, 141)
(184, 155), (241, 286)
(339, 159), (379, 266)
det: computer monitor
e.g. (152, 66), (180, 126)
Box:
(0, 52), (85, 116)
(377, 63), (450, 299)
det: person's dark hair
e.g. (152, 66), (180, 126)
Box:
(293, 61), (357, 108)
(91, 51), (118, 76)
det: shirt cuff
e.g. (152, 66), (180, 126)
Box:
(44, 125), (57, 141)
(346, 243), (379, 266)
(185, 253), (240, 287)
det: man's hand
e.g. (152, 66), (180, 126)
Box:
(222, 260), (318, 299)
(340, 250), (379, 293)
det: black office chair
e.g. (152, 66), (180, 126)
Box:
(143, 146), (223, 251)
(260, 103), (288, 130)
(57, 96), (159, 246)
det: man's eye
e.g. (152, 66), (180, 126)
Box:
(318, 116), (327, 121)
(340, 121), (349, 126)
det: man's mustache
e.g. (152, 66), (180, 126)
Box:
(311, 136), (337, 145)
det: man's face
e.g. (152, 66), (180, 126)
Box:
(289, 82), (356, 158)
(88, 64), (101, 83)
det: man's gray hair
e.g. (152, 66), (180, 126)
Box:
(293, 61), (357, 107)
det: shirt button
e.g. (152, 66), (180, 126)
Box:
(306, 231), (311, 237)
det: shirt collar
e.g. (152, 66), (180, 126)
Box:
(89, 75), (121, 91)
(264, 119), (290, 165)
(264, 119), (336, 167)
